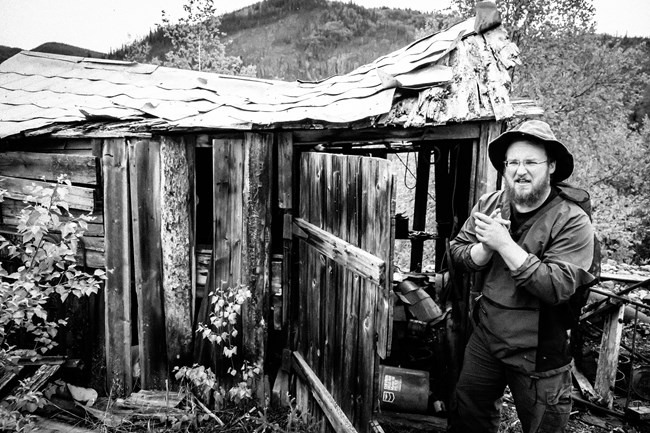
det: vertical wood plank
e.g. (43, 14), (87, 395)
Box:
(342, 156), (360, 424)
(385, 169), (396, 359)
(477, 121), (503, 199)
(375, 161), (393, 359)
(278, 132), (293, 210)
(88, 139), (106, 393)
(321, 154), (334, 391)
(213, 137), (245, 377)
(594, 304), (626, 409)
(279, 133), (294, 333)
(102, 138), (132, 397)
(243, 133), (272, 402)
(296, 239), (310, 415)
(434, 146), (452, 270)
(329, 156), (343, 401)
(185, 138), (197, 325)
(297, 152), (310, 358)
(282, 214), (292, 330)
(310, 154), (323, 376)
(410, 149), (431, 272)
(128, 139), (167, 390)
(358, 159), (378, 432)
(469, 138), (480, 206)
(310, 154), (324, 229)
(160, 137), (193, 370)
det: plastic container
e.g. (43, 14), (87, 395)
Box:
(379, 365), (429, 414)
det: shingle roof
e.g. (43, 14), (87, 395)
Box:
(0, 16), (530, 139)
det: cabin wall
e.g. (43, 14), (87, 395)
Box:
(0, 133), (274, 398)
(0, 138), (106, 389)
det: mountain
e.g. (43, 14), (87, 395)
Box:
(0, 46), (21, 64)
(110, 0), (434, 81)
(0, 42), (107, 64)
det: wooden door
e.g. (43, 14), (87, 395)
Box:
(294, 152), (395, 433)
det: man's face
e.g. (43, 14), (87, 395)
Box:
(503, 140), (556, 208)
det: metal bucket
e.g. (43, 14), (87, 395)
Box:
(379, 365), (429, 413)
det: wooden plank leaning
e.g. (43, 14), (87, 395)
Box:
(293, 351), (358, 433)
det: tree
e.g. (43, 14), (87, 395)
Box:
(414, 9), (462, 40)
(451, 0), (650, 262)
(0, 177), (106, 430)
(452, 0), (595, 47)
(125, 0), (256, 76)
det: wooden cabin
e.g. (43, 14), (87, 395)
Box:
(0, 9), (540, 432)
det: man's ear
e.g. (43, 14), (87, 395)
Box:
(548, 160), (556, 175)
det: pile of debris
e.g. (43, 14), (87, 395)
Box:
(570, 261), (650, 427)
(0, 356), (203, 432)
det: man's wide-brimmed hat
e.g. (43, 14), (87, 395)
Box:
(488, 120), (574, 183)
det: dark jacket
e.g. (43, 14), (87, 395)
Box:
(450, 189), (596, 374)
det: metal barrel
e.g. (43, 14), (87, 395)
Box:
(379, 365), (430, 413)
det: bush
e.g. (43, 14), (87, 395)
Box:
(0, 176), (105, 428)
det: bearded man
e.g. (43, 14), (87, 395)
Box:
(448, 120), (596, 433)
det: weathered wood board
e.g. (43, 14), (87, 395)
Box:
(102, 138), (132, 397)
(0, 151), (98, 185)
(128, 139), (168, 390)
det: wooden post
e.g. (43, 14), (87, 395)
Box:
(243, 132), (272, 403)
(160, 137), (193, 370)
(476, 121), (503, 201)
(128, 139), (167, 390)
(186, 140), (197, 326)
(594, 303), (625, 409)
(410, 148), (431, 272)
(102, 138), (132, 397)
(434, 146), (451, 270)
(278, 132), (293, 331)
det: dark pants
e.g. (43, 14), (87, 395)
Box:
(449, 327), (573, 433)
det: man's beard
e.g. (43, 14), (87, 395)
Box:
(505, 170), (552, 208)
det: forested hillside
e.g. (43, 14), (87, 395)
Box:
(110, 0), (432, 80)
(113, 0), (650, 264)
(0, 42), (106, 64)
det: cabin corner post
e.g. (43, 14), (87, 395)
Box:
(160, 136), (194, 371)
(476, 121), (503, 201)
(243, 132), (273, 402)
(102, 138), (133, 397)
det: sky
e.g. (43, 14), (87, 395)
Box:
(0, 0), (649, 54)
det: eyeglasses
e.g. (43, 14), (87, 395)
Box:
(503, 160), (548, 171)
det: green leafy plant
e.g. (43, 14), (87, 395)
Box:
(179, 281), (261, 411)
(0, 175), (106, 429)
